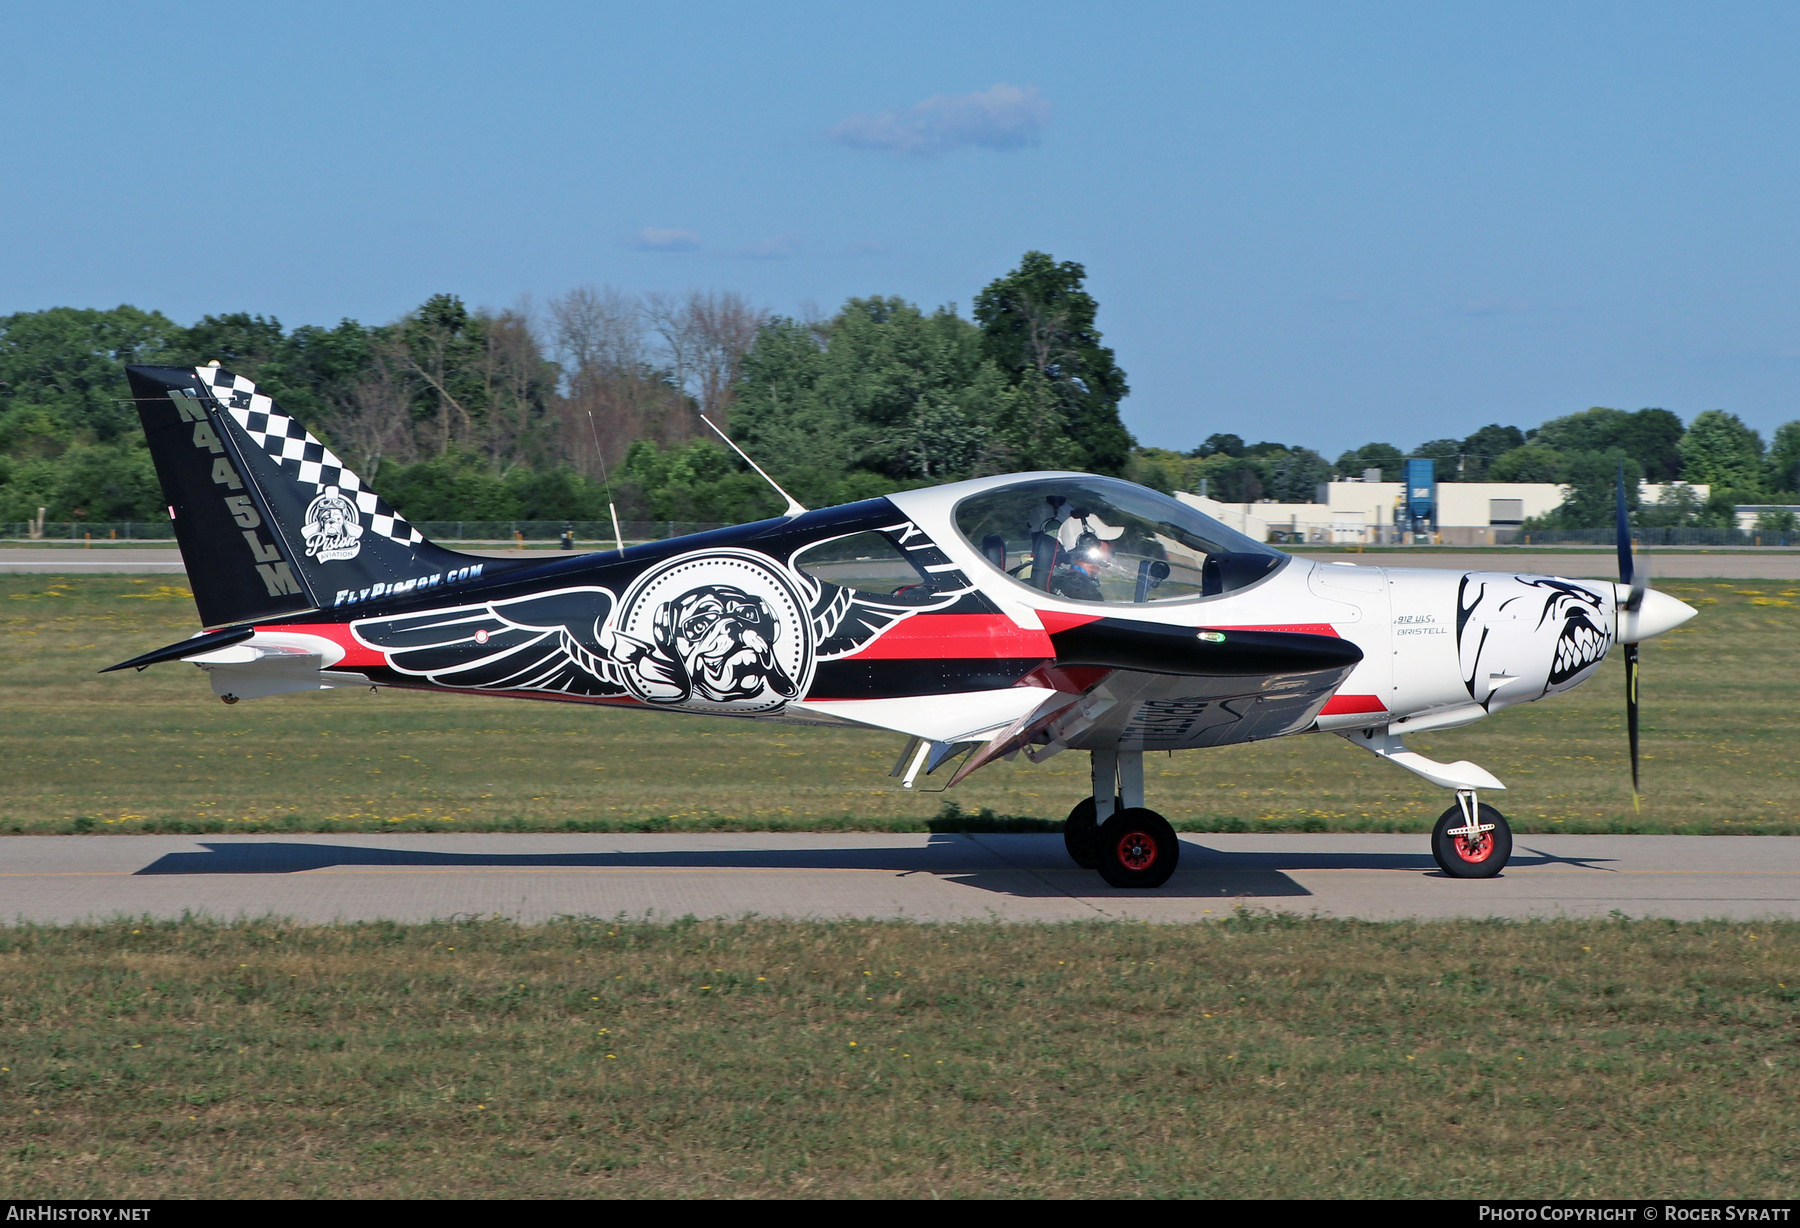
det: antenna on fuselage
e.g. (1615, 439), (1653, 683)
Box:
(698, 414), (807, 518)
(585, 411), (627, 555)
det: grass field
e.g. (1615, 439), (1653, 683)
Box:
(0, 574), (1795, 836)
(0, 915), (1793, 1198)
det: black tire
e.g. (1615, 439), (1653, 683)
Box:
(1097, 808), (1181, 889)
(1431, 802), (1512, 878)
(1063, 796), (1117, 869)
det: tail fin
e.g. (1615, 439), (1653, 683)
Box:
(127, 364), (477, 627)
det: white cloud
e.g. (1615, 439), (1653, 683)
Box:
(830, 83), (1049, 156)
(728, 235), (801, 260)
(632, 227), (701, 252)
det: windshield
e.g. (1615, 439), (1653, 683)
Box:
(952, 476), (1286, 604)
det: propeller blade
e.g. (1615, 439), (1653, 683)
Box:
(1625, 641), (1641, 811)
(1617, 463), (1646, 810)
(1615, 461), (1636, 591)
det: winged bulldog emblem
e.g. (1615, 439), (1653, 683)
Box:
(353, 529), (979, 711)
(353, 549), (822, 713)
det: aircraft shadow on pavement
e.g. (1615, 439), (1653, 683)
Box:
(130, 836), (1615, 900)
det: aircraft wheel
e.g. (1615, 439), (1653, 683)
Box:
(1097, 808), (1181, 889)
(1431, 802), (1512, 878)
(1063, 796), (1118, 869)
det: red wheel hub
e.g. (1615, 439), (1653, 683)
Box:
(1453, 832), (1494, 863)
(1117, 830), (1159, 872)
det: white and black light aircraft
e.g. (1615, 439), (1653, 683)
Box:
(109, 363), (1698, 887)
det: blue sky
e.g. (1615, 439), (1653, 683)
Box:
(4, 1), (1799, 455)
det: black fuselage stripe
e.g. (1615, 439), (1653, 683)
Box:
(806, 659), (1043, 699)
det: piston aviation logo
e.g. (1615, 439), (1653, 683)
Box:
(302, 486), (363, 562)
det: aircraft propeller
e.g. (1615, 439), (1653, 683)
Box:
(1616, 466), (1647, 807)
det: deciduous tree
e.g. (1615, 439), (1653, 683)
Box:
(974, 252), (1133, 475)
(1679, 410), (1764, 492)
(1763, 420), (1800, 495)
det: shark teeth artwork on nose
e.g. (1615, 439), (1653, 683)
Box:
(1458, 573), (1614, 701)
(1548, 611), (1609, 685)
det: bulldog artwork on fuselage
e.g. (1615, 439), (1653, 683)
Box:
(111, 364), (1699, 887)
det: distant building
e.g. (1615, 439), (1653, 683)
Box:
(1177, 480), (1711, 545)
(1734, 504), (1800, 532)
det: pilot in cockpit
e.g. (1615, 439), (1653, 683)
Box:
(1029, 497), (1127, 601)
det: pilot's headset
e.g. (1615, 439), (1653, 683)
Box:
(652, 599), (677, 650)
(1056, 511), (1126, 556)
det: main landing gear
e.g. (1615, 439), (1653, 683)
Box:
(1431, 789), (1513, 878)
(1064, 749), (1180, 889)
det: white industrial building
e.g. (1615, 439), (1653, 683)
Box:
(1178, 481), (1711, 545)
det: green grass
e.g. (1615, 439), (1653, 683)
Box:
(0, 915), (1793, 1198)
(1, 574), (1795, 836)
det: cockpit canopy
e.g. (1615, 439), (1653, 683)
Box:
(952, 476), (1287, 604)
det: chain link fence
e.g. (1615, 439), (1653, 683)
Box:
(1270, 523), (1800, 548)
(5, 520), (1796, 547)
(1498, 526), (1800, 547)
(1, 520), (729, 544)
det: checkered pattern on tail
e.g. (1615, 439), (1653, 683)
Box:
(194, 365), (424, 549)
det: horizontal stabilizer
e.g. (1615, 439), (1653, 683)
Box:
(101, 627), (370, 702)
(101, 628), (254, 673)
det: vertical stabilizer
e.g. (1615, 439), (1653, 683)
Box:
(127, 364), (477, 627)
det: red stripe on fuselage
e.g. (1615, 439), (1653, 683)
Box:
(1319, 693), (1387, 714)
(257, 622), (385, 668)
(841, 613), (1055, 661)
(1209, 623), (1341, 637)
(1035, 609), (1103, 634)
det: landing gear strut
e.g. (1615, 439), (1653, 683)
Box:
(1064, 749), (1180, 889)
(1432, 789), (1512, 878)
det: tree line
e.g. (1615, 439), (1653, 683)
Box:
(1, 249), (1796, 533)
(1130, 405), (1800, 530)
(0, 252), (1130, 529)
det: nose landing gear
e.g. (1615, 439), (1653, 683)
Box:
(1432, 789), (1512, 877)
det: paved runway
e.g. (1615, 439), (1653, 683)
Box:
(0, 547), (541, 573)
(3, 547), (1794, 579)
(4, 832), (1796, 925)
